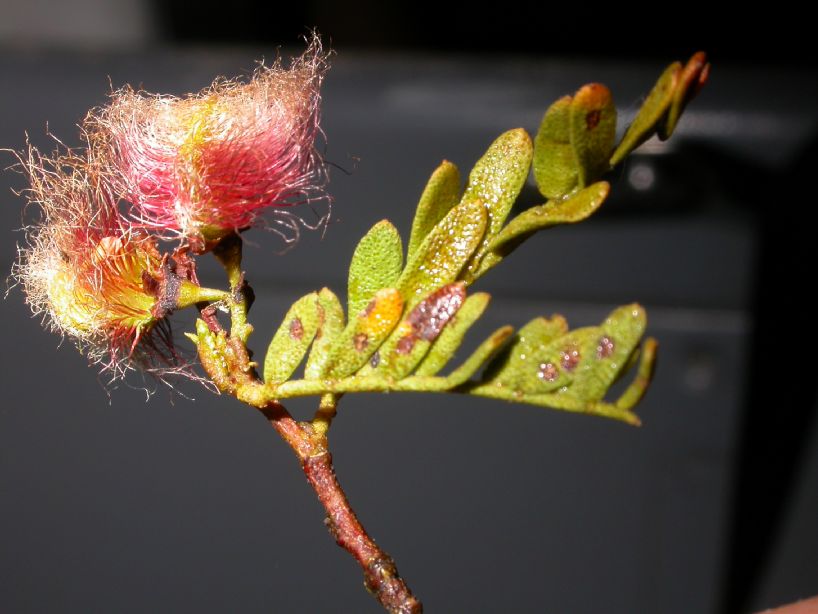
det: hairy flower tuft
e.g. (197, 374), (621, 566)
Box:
(88, 38), (328, 249)
(15, 147), (181, 377)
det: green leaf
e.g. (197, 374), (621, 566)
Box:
(479, 304), (647, 400)
(468, 304), (652, 425)
(609, 61), (681, 167)
(263, 292), (320, 384)
(610, 336), (657, 411)
(570, 84), (617, 187)
(407, 161), (462, 262)
(488, 182), (610, 257)
(609, 53), (708, 165)
(442, 326), (514, 387)
(565, 303), (648, 401)
(304, 287), (345, 379)
(481, 315), (569, 392)
(460, 128), (533, 282)
(322, 287), (404, 378)
(660, 52), (710, 140)
(414, 292), (491, 377)
(397, 198), (487, 308)
(347, 220), (403, 318)
(533, 95), (579, 200)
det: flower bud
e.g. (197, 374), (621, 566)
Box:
(90, 38), (328, 250)
(17, 149), (188, 376)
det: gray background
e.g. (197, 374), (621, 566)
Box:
(1, 3), (817, 612)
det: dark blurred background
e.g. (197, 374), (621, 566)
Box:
(1, 2), (816, 612)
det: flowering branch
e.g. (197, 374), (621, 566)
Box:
(11, 41), (708, 612)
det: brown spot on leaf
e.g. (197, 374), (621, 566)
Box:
(537, 362), (559, 382)
(586, 109), (601, 130)
(396, 335), (417, 355)
(289, 317), (304, 340)
(353, 333), (369, 352)
(596, 336), (615, 359)
(406, 283), (466, 342)
(560, 346), (581, 372)
(314, 304), (326, 339)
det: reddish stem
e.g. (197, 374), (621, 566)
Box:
(197, 259), (421, 612)
(259, 404), (422, 614)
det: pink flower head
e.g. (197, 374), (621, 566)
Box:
(89, 39), (328, 249)
(16, 147), (183, 378)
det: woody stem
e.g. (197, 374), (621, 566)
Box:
(258, 403), (423, 614)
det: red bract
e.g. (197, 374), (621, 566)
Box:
(89, 39), (328, 250)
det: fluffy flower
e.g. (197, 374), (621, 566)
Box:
(16, 147), (179, 376)
(88, 39), (328, 249)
